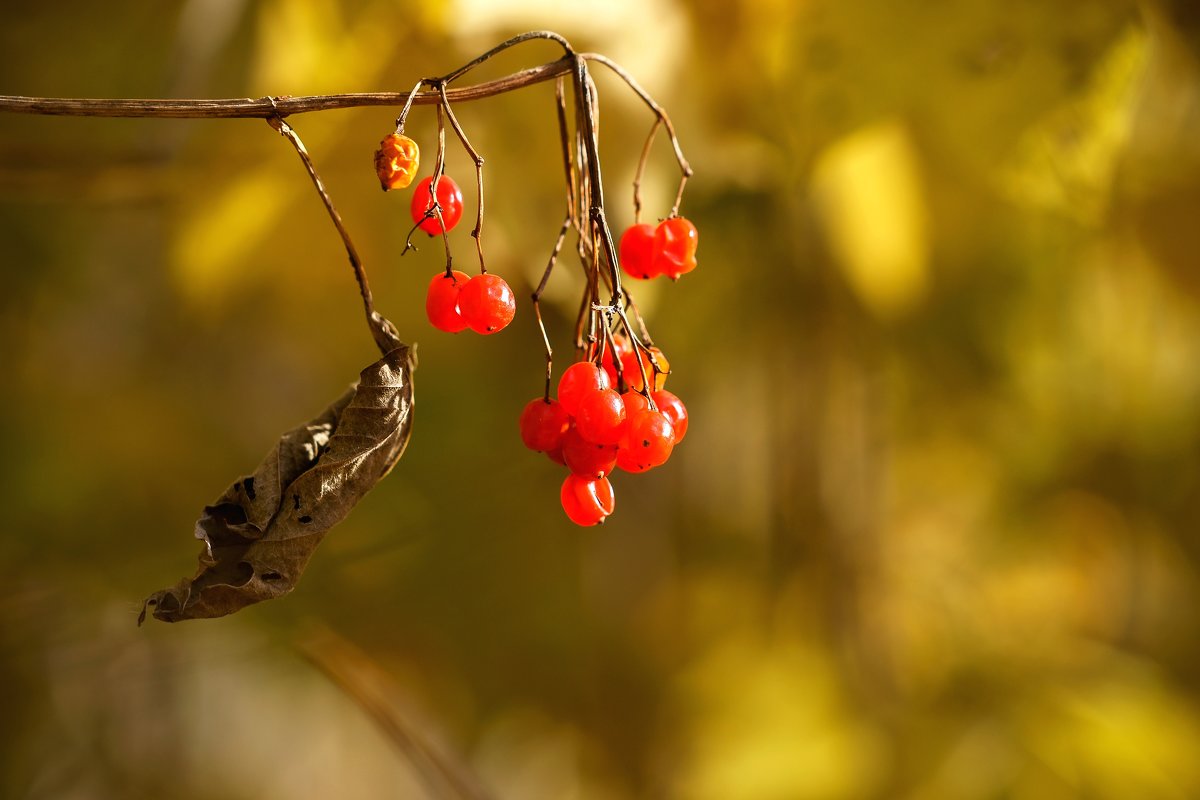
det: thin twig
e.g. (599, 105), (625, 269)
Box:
(437, 83), (487, 273)
(266, 111), (398, 354)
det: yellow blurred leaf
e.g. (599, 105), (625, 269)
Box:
(812, 120), (928, 318)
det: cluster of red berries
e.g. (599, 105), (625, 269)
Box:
(619, 216), (699, 280)
(377, 130), (698, 528)
(519, 344), (688, 526)
(375, 134), (517, 336)
(425, 267), (516, 334)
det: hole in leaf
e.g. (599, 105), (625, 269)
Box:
(231, 561), (254, 587)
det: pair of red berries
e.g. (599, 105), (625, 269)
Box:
(426, 269), (515, 334)
(519, 360), (689, 525)
(619, 216), (699, 281)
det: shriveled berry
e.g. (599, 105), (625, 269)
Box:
(558, 362), (611, 417)
(562, 427), (618, 479)
(651, 390), (688, 443)
(560, 474), (615, 526)
(619, 223), (658, 280)
(575, 388), (626, 445)
(374, 133), (420, 190)
(652, 217), (698, 279)
(458, 273), (516, 334)
(519, 398), (570, 452)
(425, 270), (470, 333)
(410, 175), (464, 235)
(618, 409), (675, 472)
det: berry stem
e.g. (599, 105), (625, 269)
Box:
(392, 78), (427, 133)
(436, 83), (487, 274)
(586, 53), (693, 217)
(437, 31), (575, 85)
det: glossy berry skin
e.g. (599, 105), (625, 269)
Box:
(622, 390), (650, 417)
(653, 217), (698, 279)
(600, 338), (632, 388)
(620, 347), (670, 393)
(575, 388), (626, 445)
(410, 175), (464, 235)
(558, 362), (611, 417)
(374, 133), (420, 191)
(651, 390), (688, 443)
(562, 427), (618, 479)
(458, 273), (516, 334)
(619, 223), (658, 280)
(425, 270), (470, 333)
(519, 398), (570, 452)
(618, 409), (675, 472)
(560, 474), (615, 526)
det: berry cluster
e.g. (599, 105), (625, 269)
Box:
(519, 344), (689, 525)
(619, 216), (699, 280)
(374, 135), (517, 336)
(372, 41), (696, 527)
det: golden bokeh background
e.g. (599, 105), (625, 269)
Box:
(2, 1), (1200, 797)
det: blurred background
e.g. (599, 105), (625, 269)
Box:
(2, 0), (1200, 797)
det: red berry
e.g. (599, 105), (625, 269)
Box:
(562, 427), (618, 478)
(458, 273), (516, 334)
(622, 390), (650, 417)
(558, 362), (611, 417)
(425, 270), (470, 333)
(575, 388), (626, 445)
(560, 474), (615, 526)
(374, 133), (420, 191)
(653, 217), (698, 279)
(410, 175), (464, 235)
(519, 398), (570, 452)
(599, 337), (632, 388)
(618, 409), (675, 472)
(619, 223), (658, 280)
(620, 347), (670, 392)
(546, 444), (566, 466)
(651, 390), (688, 443)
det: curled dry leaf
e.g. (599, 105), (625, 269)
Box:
(141, 344), (415, 623)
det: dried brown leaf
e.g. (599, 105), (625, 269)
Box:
(141, 344), (415, 623)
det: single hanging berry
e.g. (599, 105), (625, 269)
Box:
(575, 388), (627, 445)
(519, 398), (570, 452)
(619, 223), (658, 280)
(425, 269), (470, 333)
(374, 133), (420, 191)
(651, 389), (689, 443)
(560, 474), (615, 526)
(557, 362), (611, 417)
(411, 175), (464, 235)
(617, 408), (675, 473)
(652, 216), (698, 279)
(457, 273), (516, 334)
(562, 427), (619, 479)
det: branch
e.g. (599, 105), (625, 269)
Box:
(0, 57), (575, 119)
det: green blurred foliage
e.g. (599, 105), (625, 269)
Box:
(2, 1), (1200, 798)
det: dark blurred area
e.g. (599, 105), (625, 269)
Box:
(2, 1), (1200, 797)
